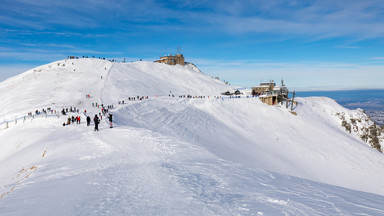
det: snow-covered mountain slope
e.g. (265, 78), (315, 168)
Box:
(0, 59), (113, 118)
(0, 59), (230, 119)
(1, 117), (384, 215)
(1, 59), (384, 215)
(101, 61), (230, 105)
(114, 96), (384, 195)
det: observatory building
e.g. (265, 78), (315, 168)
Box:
(154, 53), (185, 66)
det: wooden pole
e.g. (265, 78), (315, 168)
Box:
(280, 88), (283, 105)
(286, 89), (289, 109)
(291, 91), (295, 111)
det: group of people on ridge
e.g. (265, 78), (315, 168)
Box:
(63, 106), (113, 131)
(91, 113), (113, 131)
(63, 115), (81, 126)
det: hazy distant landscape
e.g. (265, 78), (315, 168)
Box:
(366, 110), (384, 126)
(298, 90), (384, 125)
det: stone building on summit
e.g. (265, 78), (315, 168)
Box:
(154, 54), (185, 66)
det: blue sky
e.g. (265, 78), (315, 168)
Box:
(0, 0), (383, 90)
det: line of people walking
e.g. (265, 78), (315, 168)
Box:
(63, 113), (112, 131)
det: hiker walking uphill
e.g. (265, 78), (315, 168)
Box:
(108, 113), (113, 128)
(93, 114), (100, 131)
(86, 116), (91, 126)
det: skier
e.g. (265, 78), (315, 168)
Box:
(94, 114), (99, 131)
(108, 113), (113, 128)
(86, 116), (91, 126)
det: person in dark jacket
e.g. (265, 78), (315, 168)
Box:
(94, 114), (99, 131)
(108, 113), (113, 128)
(86, 116), (91, 126)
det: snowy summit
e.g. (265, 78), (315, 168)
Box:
(0, 58), (384, 215)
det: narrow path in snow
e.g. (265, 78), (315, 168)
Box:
(99, 62), (115, 105)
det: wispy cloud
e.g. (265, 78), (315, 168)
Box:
(335, 45), (361, 49)
(210, 0), (384, 39)
(371, 57), (384, 60)
(2, 0), (384, 39)
(20, 43), (76, 49)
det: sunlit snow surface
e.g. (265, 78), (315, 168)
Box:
(1, 59), (384, 215)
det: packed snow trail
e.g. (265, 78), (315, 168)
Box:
(99, 62), (115, 105)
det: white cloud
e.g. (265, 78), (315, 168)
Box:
(3, 0), (384, 39)
(204, 1), (384, 39)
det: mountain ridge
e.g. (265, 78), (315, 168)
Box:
(1, 58), (384, 215)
